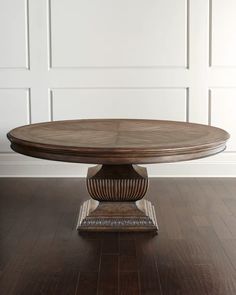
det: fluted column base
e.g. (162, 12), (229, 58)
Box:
(77, 164), (158, 233)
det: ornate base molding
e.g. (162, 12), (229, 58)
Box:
(77, 199), (158, 232)
(77, 164), (158, 232)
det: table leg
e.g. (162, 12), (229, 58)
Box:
(77, 164), (158, 232)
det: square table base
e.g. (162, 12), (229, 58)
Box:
(77, 199), (158, 232)
(76, 164), (158, 233)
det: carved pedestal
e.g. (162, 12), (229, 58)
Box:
(77, 165), (158, 232)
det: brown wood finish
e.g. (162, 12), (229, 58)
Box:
(86, 165), (148, 201)
(7, 119), (230, 232)
(78, 164), (157, 232)
(1, 177), (236, 294)
(7, 119), (229, 164)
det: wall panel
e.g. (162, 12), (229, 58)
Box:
(210, 88), (236, 151)
(210, 0), (236, 67)
(0, 0), (29, 69)
(51, 88), (187, 121)
(50, 0), (187, 68)
(0, 89), (30, 152)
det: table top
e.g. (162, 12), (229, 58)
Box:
(7, 119), (230, 164)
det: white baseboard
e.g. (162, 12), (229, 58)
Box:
(0, 152), (236, 177)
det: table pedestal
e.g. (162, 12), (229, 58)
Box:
(77, 165), (158, 232)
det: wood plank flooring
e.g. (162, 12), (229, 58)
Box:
(0, 178), (236, 294)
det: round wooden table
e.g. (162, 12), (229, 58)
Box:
(7, 119), (230, 233)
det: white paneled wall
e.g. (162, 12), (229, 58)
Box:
(211, 0), (236, 67)
(0, 0), (236, 176)
(51, 89), (187, 121)
(210, 89), (236, 151)
(0, 0), (29, 68)
(0, 89), (30, 151)
(50, 0), (186, 68)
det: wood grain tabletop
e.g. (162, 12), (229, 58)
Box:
(7, 119), (230, 164)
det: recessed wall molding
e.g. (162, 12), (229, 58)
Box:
(49, 87), (189, 122)
(209, 87), (236, 152)
(0, 88), (31, 152)
(209, 0), (236, 68)
(0, 0), (30, 70)
(47, 0), (189, 69)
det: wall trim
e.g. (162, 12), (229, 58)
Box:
(1, 152), (236, 177)
(47, 0), (189, 70)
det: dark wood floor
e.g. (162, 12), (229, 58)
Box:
(1, 178), (236, 295)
